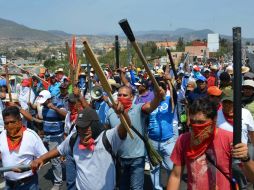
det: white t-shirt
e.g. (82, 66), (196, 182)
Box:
(0, 128), (47, 180)
(57, 127), (122, 190)
(217, 108), (254, 144)
(64, 111), (77, 135)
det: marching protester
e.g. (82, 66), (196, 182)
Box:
(167, 97), (249, 190)
(0, 106), (47, 190)
(147, 77), (179, 190)
(30, 105), (131, 190)
(36, 90), (67, 190)
(106, 85), (165, 190)
(64, 92), (88, 190)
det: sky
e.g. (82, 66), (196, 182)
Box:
(0, 0), (253, 38)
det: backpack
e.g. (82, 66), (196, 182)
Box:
(69, 130), (116, 162)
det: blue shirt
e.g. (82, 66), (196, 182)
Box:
(42, 102), (64, 134)
(106, 103), (147, 158)
(148, 95), (174, 141)
(94, 101), (110, 125)
(48, 82), (61, 98)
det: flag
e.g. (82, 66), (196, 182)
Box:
(69, 36), (77, 68)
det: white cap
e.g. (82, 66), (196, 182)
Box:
(36, 90), (52, 104)
(243, 80), (254, 88)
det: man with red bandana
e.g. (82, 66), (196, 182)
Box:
(63, 92), (88, 190)
(31, 102), (132, 190)
(167, 98), (249, 190)
(217, 88), (254, 189)
(0, 106), (47, 190)
(106, 85), (165, 190)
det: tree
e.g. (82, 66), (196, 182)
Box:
(14, 49), (32, 59)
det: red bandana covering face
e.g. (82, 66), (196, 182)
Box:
(6, 126), (26, 151)
(69, 105), (83, 122)
(118, 97), (132, 111)
(223, 111), (234, 126)
(78, 138), (95, 151)
(186, 121), (216, 160)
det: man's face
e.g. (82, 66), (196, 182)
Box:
(118, 87), (133, 100)
(60, 88), (68, 95)
(4, 115), (22, 137)
(77, 126), (92, 145)
(203, 72), (210, 78)
(242, 86), (254, 97)
(68, 101), (80, 113)
(189, 112), (212, 125)
(222, 100), (233, 117)
(197, 80), (206, 90)
(209, 95), (221, 105)
(50, 77), (56, 83)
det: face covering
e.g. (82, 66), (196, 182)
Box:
(186, 121), (215, 160)
(118, 97), (132, 111)
(222, 111), (233, 126)
(6, 126), (26, 151)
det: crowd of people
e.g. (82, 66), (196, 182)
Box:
(0, 55), (254, 190)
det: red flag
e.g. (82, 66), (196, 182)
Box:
(69, 36), (77, 68)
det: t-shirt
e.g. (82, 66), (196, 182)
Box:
(217, 108), (254, 144)
(106, 103), (147, 158)
(134, 90), (154, 104)
(48, 82), (61, 98)
(94, 101), (110, 125)
(42, 102), (65, 134)
(148, 95), (178, 141)
(171, 128), (233, 190)
(57, 127), (122, 190)
(0, 128), (47, 180)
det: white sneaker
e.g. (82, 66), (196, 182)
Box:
(144, 162), (150, 171)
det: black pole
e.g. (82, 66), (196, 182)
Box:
(233, 27), (242, 145)
(115, 35), (120, 69)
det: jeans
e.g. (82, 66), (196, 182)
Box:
(65, 155), (77, 190)
(5, 174), (39, 190)
(120, 156), (145, 190)
(149, 138), (176, 190)
(44, 134), (63, 185)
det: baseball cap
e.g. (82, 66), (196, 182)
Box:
(221, 88), (233, 102)
(196, 75), (206, 82)
(207, 86), (222, 96)
(244, 72), (254, 80)
(68, 93), (80, 104)
(242, 80), (254, 88)
(36, 90), (52, 104)
(76, 107), (100, 128)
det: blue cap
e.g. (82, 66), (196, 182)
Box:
(196, 75), (206, 82)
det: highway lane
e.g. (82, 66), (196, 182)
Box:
(0, 162), (188, 189)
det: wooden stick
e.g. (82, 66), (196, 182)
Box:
(119, 19), (160, 93)
(4, 65), (12, 102)
(83, 40), (134, 139)
(8, 62), (49, 85)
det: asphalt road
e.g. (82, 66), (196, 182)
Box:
(0, 162), (188, 190)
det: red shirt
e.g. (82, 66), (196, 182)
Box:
(171, 128), (233, 190)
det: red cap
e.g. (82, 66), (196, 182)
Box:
(207, 86), (222, 96)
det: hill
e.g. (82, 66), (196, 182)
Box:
(0, 18), (61, 41)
